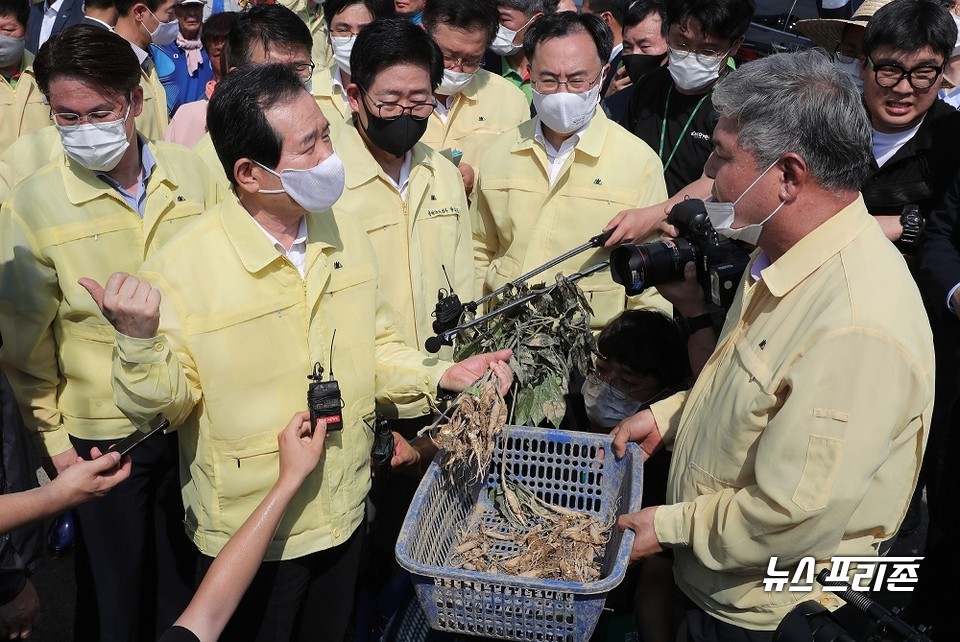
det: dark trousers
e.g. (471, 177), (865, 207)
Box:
(685, 601), (775, 642)
(197, 521), (365, 642)
(71, 431), (195, 642)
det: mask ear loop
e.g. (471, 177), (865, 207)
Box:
(253, 160), (286, 195)
(733, 158), (781, 206)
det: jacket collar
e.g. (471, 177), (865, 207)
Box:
(61, 137), (178, 208)
(759, 196), (872, 299)
(221, 192), (335, 275)
(511, 106), (608, 160)
(340, 119), (432, 190)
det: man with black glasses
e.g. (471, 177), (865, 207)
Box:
(859, 0), (960, 247)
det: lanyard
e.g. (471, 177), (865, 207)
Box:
(658, 86), (710, 173)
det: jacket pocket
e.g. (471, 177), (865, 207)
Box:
(792, 434), (843, 512)
(212, 431), (287, 535)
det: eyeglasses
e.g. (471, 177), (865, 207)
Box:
(531, 69), (602, 94)
(868, 57), (942, 89)
(358, 86), (436, 120)
(52, 102), (128, 126)
(442, 53), (484, 73)
(833, 44), (859, 65)
(667, 41), (729, 65)
(329, 28), (362, 37)
(289, 61), (316, 78)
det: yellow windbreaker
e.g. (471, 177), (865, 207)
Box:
(0, 141), (222, 456)
(0, 52), (51, 154)
(110, 194), (450, 559)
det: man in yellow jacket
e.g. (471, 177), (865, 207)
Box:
(86, 63), (511, 642)
(0, 0), (50, 153)
(421, 0), (530, 197)
(0, 27), (221, 640)
(310, 0), (386, 129)
(333, 18), (472, 385)
(473, 12), (668, 330)
(613, 50), (935, 637)
(111, 0), (174, 139)
(193, 3), (347, 189)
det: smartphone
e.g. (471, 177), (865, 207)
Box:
(108, 414), (170, 457)
(439, 147), (463, 167)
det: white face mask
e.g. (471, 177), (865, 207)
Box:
(143, 9), (180, 46)
(57, 105), (132, 172)
(704, 160), (784, 246)
(436, 68), (476, 96)
(0, 34), (26, 67)
(667, 47), (726, 92)
(330, 35), (355, 75)
(582, 374), (661, 429)
(301, 74), (314, 95)
(833, 58), (864, 93)
(532, 78), (602, 135)
(490, 16), (534, 56)
(255, 152), (346, 213)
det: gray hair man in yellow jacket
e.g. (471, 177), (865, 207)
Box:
(84, 63), (512, 642)
(613, 49), (935, 640)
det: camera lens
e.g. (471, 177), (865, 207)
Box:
(610, 239), (697, 295)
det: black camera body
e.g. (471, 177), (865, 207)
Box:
(307, 362), (343, 432)
(609, 198), (751, 311)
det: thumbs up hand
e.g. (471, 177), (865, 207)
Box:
(79, 272), (161, 339)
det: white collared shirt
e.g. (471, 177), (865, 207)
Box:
(130, 42), (151, 72)
(38, 0), (66, 49)
(253, 216), (309, 277)
(609, 41), (623, 65)
(384, 151), (412, 199)
(534, 120), (590, 186)
(332, 67), (350, 110)
(433, 93), (456, 123)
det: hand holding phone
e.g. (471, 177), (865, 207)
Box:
(108, 414), (170, 457)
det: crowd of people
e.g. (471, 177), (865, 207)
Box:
(0, 0), (958, 640)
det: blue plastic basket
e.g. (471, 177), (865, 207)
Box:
(395, 425), (644, 642)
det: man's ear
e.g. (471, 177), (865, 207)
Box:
(233, 158), (261, 196)
(130, 85), (145, 119)
(728, 36), (744, 59)
(346, 83), (362, 116)
(779, 152), (807, 203)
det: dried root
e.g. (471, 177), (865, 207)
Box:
(451, 479), (613, 584)
(434, 370), (508, 483)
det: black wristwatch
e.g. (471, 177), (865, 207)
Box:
(897, 206), (923, 250)
(678, 313), (713, 336)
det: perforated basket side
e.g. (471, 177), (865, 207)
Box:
(403, 465), (480, 568)
(397, 426), (644, 642)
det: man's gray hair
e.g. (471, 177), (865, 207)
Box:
(499, 0), (559, 17)
(712, 49), (871, 192)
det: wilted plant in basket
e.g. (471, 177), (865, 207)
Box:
(454, 274), (597, 428)
(450, 458), (614, 583)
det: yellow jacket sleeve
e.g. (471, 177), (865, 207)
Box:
(654, 328), (930, 570)
(371, 288), (451, 410)
(649, 389), (688, 448)
(0, 205), (72, 456)
(470, 170), (497, 296)
(112, 270), (202, 427)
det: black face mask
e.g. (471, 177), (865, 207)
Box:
(358, 93), (428, 158)
(622, 52), (668, 84)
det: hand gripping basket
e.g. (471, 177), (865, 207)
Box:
(395, 425), (643, 642)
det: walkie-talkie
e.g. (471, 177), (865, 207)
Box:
(307, 331), (343, 432)
(431, 265), (466, 336)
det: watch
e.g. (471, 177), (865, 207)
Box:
(898, 207), (923, 250)
(678, 313), (713, 336)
